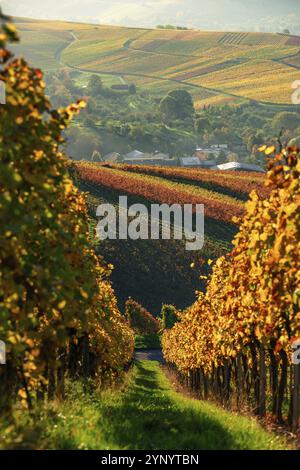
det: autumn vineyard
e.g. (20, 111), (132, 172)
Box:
(0, 8), (300, 452)
(0, 14), (134, 410)
(73, 148), (300, 432)
(162, 148), (300, 431)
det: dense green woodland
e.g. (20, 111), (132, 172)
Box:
(46, 71), (300, 162)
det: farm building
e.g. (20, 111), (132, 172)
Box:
(213, 162), (265, 173)
(123, 155), (175, 166)
(180, 157), (202, 167)
(194, 149), (213, 160)
(195, 146), (229, 160)
(123, 150), (173, 166)
(153, 151), (170, 159)
(210, 144), (228, 150)
(124, 150), (145, 159)
(103, 152), (121, 162)
(198, 160), (216, 168)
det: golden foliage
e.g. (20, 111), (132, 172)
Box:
(0, 12), (134, 407)
(162, 147), (300, 371)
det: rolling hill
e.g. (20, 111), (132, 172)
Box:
(4, 0), (300, 31)
(13, 17), (300, 107)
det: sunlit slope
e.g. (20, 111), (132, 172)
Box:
(14, 18), (300, 105)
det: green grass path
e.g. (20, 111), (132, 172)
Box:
(26, 360), (286, 450)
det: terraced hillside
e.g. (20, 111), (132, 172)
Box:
(73, 162), (265, 313)
(13, 18), (300, 107)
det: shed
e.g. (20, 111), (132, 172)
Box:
(213, 162), (265, 173)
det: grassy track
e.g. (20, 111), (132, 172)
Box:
(3, 361), (287, 450)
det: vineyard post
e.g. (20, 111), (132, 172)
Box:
(250, 342), (259, 414)
(202, 367), (208, 399)
(217, 366), (223, 401)
(68, 336), (79, 379)
(223, 360), (231, 404)
(195, 369), (201, 396)
(210, 370), (214, 399)
(81, 335), (90, 380)
(291, 363), (300, 432)
(192, 370), (197, 391)
(242, 354), (251, 407)
(277, 349), (288, 424)
(199, 368), (204, 399)
(269, 349), (279, 417)
(237, 354), (244, 408)
(289, 364), (300, 432)
(188, 371), (191, 390)
(220, 365), (226, 404)
(258, 344), (266, 418)
(47, 365), (56, 400)
(57, 347), (66, 400)
(233, 358), (240, 409)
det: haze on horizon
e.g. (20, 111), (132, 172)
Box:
(3, 0), (300, 33)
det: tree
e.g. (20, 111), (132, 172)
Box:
(160, 305), (178, 330)
(67, 131), (102, 160)
(160, 89), (194, 120)
(194, 116), (210, 135)
(128, 83), (137, 95)
(245, 114), (264, 129)
(244, 130), (265, 153)
(169, 89), (195, 118)
(272, 112), (300, 132)
(159, 95), (178, 121)
(50, 85), (73, 107)
(63, 78), (78, 95)
(125, 299), (160, 335)
(216, 150), (226, 164)
(129, 124), (145, 142)
(88, 75), (103, 96)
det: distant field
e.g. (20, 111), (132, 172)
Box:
(75, 162), (249, 224)
(13, 18), (300, 106)
(102, 163), (267, 200)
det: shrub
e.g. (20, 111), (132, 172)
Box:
(125, 299), (160, 335)
(160, 305), (179, 330)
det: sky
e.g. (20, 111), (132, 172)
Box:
(3, 0), (300, 31)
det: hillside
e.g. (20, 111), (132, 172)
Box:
(13, 18), (300, 107)
(74, 161), (265, 312)
(5, 0), (300, 31)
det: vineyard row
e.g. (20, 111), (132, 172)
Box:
(75, 162), (244, 225)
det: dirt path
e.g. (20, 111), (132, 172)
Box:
(57, 31), (126, 84)
(135, 349), (163, 362)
